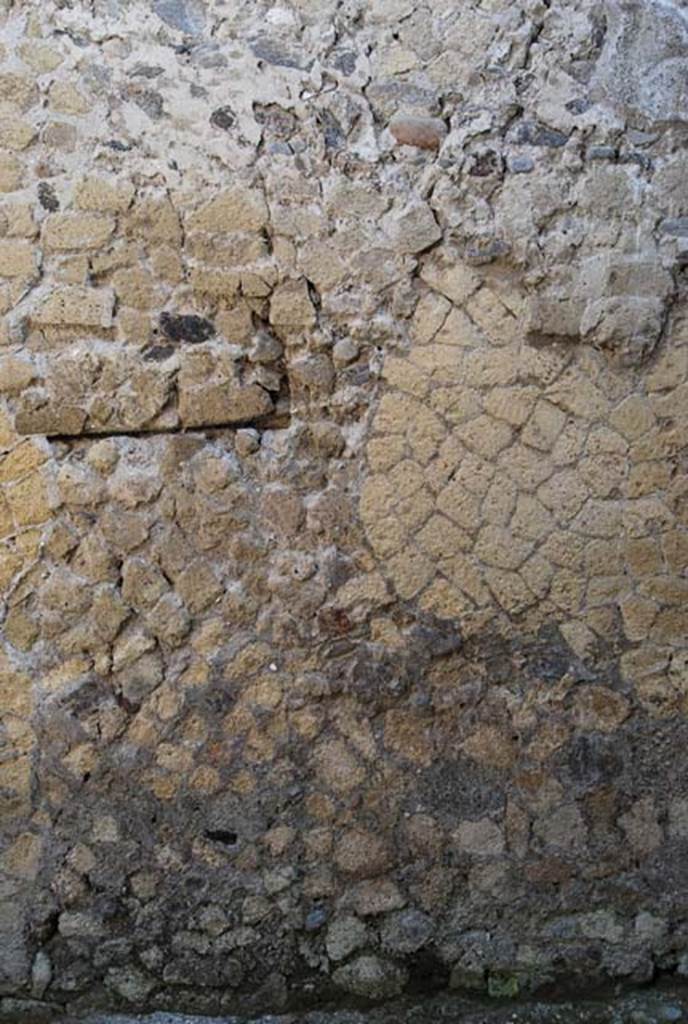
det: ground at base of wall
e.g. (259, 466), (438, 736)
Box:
(4, 987), (688, 1024)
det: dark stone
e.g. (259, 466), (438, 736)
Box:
(210, 105), (235, 131)
(318, 607), (352, 637)
(143, 344), (176, 361)
(518, 624), (584, 683)
(106, 139), (133, 151)
(159, 312), (215, 343)
(92, 938), (134, 969)
(254, 103), (297, 140)
(406, 950), (450, 995)
(348, 646), (412, 703)
(163, 954), (243, 988)
(251, 37), (306, 70)
(418, 758), (505, 821)
(0, 999), (57, 1023)
(410, 619), (463, 659)
(333, 50), (357, 76)
(590, 9), (608, 51)
(204, 828), (238, 846)
(304, 906), (328, 931)
(512, 121), (569, 147)
(566, 97), (592, 114)
(55, 27), (88, 48)
(37, 182), (59, 212)
(129, 86), (164, 120)
(587, 145), (617, 161)
(319, 109), (345, 150)
(620, 151), (652, 170)
(468, 150), (502, 177)
(345, 364), (370, 386)
(567, 734), (624, 790)
(382, 908), (434, 954)
(0, 903), (29, 991)
(131, 63), (164, 78)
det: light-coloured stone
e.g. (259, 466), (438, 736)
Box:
(32, 287), (115, 327)
(43, 213), (116, 252)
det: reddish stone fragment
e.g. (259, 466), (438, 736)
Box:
(389, 115), (447, 150)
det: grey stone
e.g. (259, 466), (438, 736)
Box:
(58, 912), (106, 938)
(508, 155), (534, 174)
(661, 218), (688, 237)
(332, 955), (408, 999)
(591, 0), (688, 126)
(587, 145), (617, 161)
(333, 50), (357, 75)
(131, 64), (164, 78)
(464, 238), (511, 265)
(209, 106), (235, 131)
(105, 968), (157, 1003)
(250, 37), (307, 70)
(152, 0), (205, 34)
(190, 43), (227, 69)
(0, 998), (57, 1021)
(661, 1007), (684, 1023)
(0, 903), (29, 990)
(511, 121), (569, 148)
(381, 909), (434, 955)
(620, 151), (653, 170)
(304, 906), (328, 932)
(129, 87), (164, 119)
(581, 296), (668, 366)
(30, 953), (52, 999)
(325, 915), (368, 962)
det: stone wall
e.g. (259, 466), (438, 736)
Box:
(1, 0), (688, 1014)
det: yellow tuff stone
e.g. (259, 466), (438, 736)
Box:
(0, 152), (23, 192)
(75, 176), (135, 213)
(43, 213), (116, 252)
(48, 81), (92, 115)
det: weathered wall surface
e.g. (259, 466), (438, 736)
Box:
(1, 0), (688, 1014)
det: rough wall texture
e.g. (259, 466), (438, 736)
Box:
(1, 0), (688, 1014)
